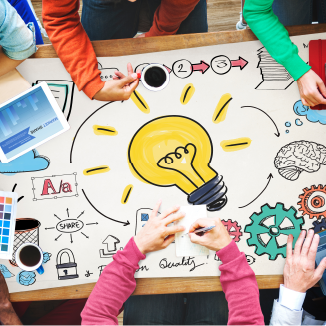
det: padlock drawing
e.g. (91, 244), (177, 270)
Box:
(56, 248), (79, 280)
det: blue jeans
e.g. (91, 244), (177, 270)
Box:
(8, 0), (43, 45)
(123, 292), (228, 325)
(81, 0), (208, 41)
(273, 0), (326, 25)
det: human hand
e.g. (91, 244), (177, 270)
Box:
(134, 200), (185, 255)
(284, 229), (326, 293)
(0, 272), (22, 325)
(189, 217), (232, 251)
(93, 63), (140, 101)
(135, 33), (145, 38)
(297, 69), (326, 107)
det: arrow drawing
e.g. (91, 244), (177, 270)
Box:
(231, 56), (248, 70)
(45, 227), (55, 230)
(54, 214), (61, 220)
(86, 222), (98, 226)
(81, 232), (89, 239)
(103, 235), (120, 252)
(55, 234), (62, 241)
(239, 174), (273, 208)
(191, 61), (210, 74)
(70, 234), (73, 243)
(99, 235), (120, 258)
(241, 106), (280, 137)
(82, 189), (130, 226)
(163, 64), (171, 74)
(67, 208), (69, 217)
(76, 211), (84, 219)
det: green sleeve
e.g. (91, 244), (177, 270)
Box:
(243, 0), (310, 80)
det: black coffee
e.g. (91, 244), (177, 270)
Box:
(20, 246), (41, 267)
(144, 67), (167, 87)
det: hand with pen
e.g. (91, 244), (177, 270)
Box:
(189, 218), (232, 251)
(94, 63), (141, 102)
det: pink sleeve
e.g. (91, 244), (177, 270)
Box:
(216, 241), (264, 325)
(81, 237), (145, 325)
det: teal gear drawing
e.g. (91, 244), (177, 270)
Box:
(245, 203), (304, 260)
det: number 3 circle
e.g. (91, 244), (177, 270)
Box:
(172, 59), (193, 79)
(210, 55), (231, 75)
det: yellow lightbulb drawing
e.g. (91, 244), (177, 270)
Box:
(128, 116), (227, 211)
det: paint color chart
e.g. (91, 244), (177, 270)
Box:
(0, 192), (17, 259)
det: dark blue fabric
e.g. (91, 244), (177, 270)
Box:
(123, 292), (228, 325)
(8, 0), (44, 45)
(272, 0), (326, 25)
(81, 0), (207, 41)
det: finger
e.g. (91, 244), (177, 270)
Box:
(162, 234), (175, 248)
(127, 62), (133, 76)
(317, 79), (326, 100)
(314, 257), (326, 281)
(301, 98), (310, 107)
(128, 79), (139, 93)
(311, 89), (326, 105)
(188, 218), (211, 233)
(165, 225), (185, 236)
(301, 229), (315, 257)
(160, 205), (180, 220)
(118, 74), (138, 87)
(115, 71), (125, 79)
(150, 199), (162, 219)
(307, 233), (319, 263)
(286, 234), (293, 259)
(294, 230), (306, 257)
(189, 232), (205, 245)
(163, 211), (185, 225)
(305, 94), (318, 107)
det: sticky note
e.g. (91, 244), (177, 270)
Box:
(0, 198), (4, 204)
(5, 198), (12, 204)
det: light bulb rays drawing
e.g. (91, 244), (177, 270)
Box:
(128, 116), (228, 211)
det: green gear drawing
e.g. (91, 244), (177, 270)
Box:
(245, 203), (304, 260)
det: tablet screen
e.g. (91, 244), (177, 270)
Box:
(0, 86), (64, 161)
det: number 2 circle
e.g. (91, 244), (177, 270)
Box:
(172, 59), (193, 79)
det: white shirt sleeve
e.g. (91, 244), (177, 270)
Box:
(278, 284), (306, 311)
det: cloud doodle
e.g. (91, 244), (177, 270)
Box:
(17, 271), (36, 286)
(0, 264), (14, 278)
(43, 252), (52, 264)
(0, 149), (50, 176)
(294, 100), (326, 125)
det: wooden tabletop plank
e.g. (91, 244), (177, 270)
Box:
(32, 24), (326, 59)
(10, 275), (284, 302)
(12, 24), (326, 301)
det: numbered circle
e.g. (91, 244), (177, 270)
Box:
(210, 55), (231, 75)
(172, 59), (193, 79)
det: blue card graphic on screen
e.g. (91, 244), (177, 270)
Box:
(0, 87), (64, 160)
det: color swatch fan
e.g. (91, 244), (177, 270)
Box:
(0, 192), (18, 259)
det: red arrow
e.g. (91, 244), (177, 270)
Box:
(163, 64), (172, 74)
(231, 57), (248, 70)
(191, 61), (210, 74)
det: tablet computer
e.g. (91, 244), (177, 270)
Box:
(0, 82), (70, 163)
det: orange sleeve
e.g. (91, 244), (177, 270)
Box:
(42, 0), (104, 99)
(145, 0), (200, 37)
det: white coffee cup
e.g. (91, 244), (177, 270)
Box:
(141, 64), (170, 91)
(15, 243), (44, 274)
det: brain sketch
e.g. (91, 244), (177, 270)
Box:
(274, 141), (326, 181)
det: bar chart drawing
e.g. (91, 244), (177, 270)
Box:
(34, 80), (75, 121)
(0, 94), (40, 137)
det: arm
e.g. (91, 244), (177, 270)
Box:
(0, 0), (36, 77)
(189, 218), (264, 325)
(0, 272), (22, 325)
(269, 230), (326, 325)
(145, 0), (200, 37)
(42, 0), (139, 101)
(243, 0), (326, 107)
(81, 200), (185, 325)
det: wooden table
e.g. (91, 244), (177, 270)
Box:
(10, 24), (326, 301)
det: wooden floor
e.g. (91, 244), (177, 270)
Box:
(25, 1), (239, 324)
(31, 0), (241, 44)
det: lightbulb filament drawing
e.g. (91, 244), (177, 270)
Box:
(128, 115), (228, 211)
